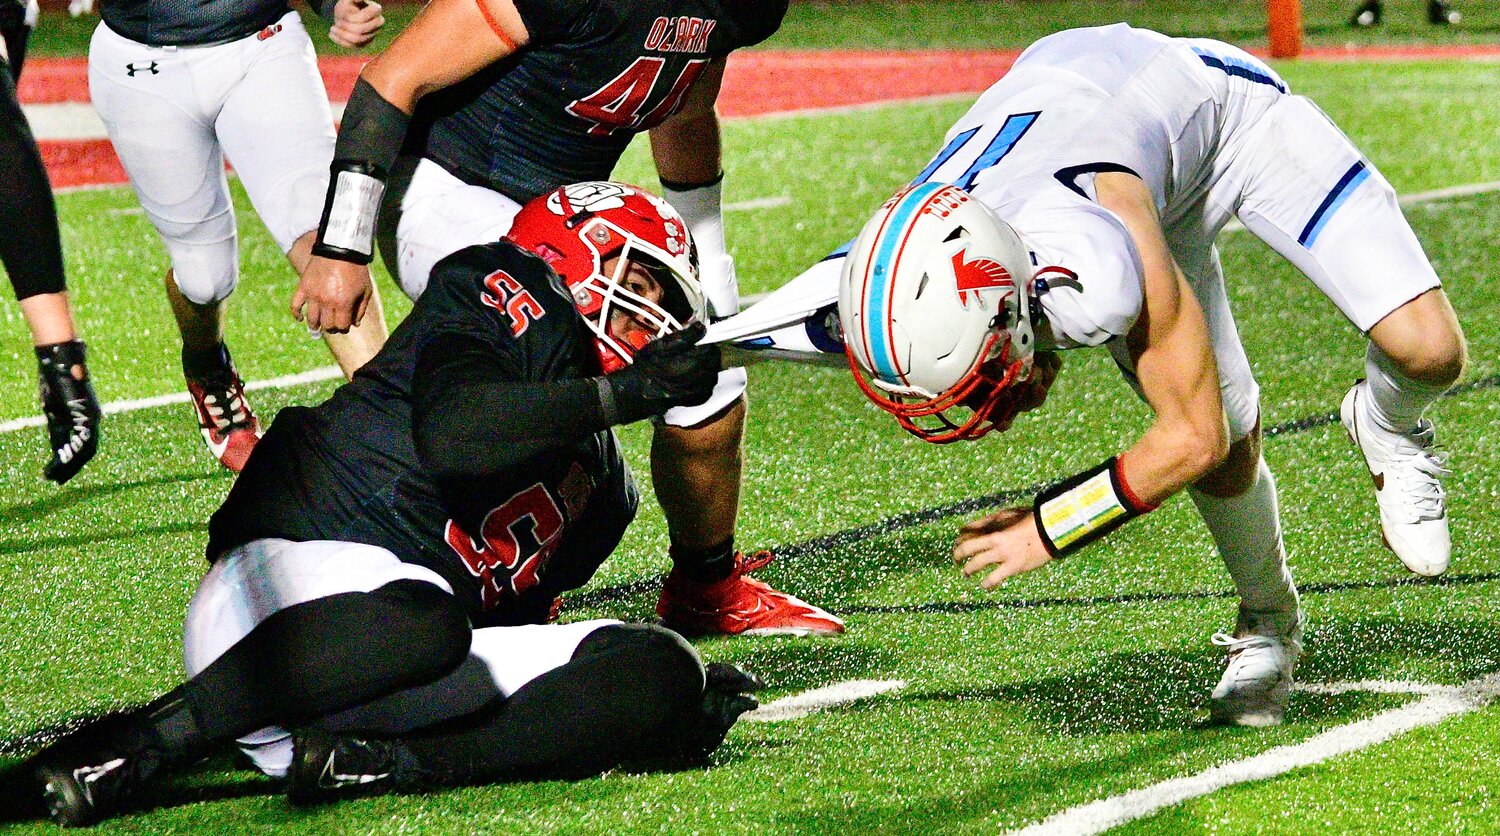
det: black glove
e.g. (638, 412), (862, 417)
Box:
(37, 340), (102, 484)
(666, 662), (765, 764)
(601, 321), (721, 424)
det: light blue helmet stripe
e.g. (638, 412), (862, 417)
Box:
(866, 182), (947, 382)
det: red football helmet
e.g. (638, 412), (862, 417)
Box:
(507, 182), (706, 373)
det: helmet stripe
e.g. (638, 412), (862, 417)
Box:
(865, 182), (947, 382)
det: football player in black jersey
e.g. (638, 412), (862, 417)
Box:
(18, 183), (762, 827)
(297, 0), (844, 637)
(1, 0), (103, 484)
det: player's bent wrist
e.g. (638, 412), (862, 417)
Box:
(313, 161), (383, 265)
(1032, 455), (1157, 558)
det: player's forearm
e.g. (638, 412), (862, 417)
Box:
(361, 0), (528, 111)
(1120, 412), (1229, 506)
(413, 376), (616, 479)
(649, 59), (725, 185)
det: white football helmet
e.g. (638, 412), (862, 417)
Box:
(839, 183), (1036, 443)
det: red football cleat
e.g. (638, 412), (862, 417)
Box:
(657, 551), (846, 637)
(186, 365), (261, 473)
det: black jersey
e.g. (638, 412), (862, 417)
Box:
(99, 0), (296, 47)
(207, 242), (638, 622)
(417, 0), (786, 203)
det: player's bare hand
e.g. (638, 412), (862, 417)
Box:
(330, 0), (384, 49)
(953, 507), (1052, 589)
(293, 255), (373, 334)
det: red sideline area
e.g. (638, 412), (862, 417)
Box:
(21, 44), (1500, 190)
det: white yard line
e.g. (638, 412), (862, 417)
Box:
(725, 195), (792, 212)
(1293, 679), (1454, 697)
(743, 678), (906, 723)
(1007, 673), (1500, 836)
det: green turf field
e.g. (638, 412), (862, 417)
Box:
(4, 5), (1500, 833)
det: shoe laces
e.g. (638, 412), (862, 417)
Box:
(1387, 421), (1451, 518)
(1212, 632), (1285, 682)
(737, 550), (775, 575)
(194, 375), (253, 433)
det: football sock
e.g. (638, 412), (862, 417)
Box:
(1362, 343), (1448, 435)
(402, 624), (704, 784)
(123, 580), (470, 763)
(1189, 457), (1300, 621)
(669, 537), (737, 583)
(182, 342), (232, 380)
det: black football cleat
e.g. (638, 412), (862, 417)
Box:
(35, 751), (158, 828)
(286, 730), (423, 806)
(674, 662), (765, 763)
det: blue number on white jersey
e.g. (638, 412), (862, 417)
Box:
(912, 111), (1040, 190)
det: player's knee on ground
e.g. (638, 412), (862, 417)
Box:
(160, 217), (239, 305)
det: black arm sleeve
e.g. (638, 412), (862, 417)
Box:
(411, 331), (615, 479)
(336, 76), (409, 176)
(0, 58), (66, 300)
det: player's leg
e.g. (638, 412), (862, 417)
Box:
(29, 539), (471, 826)
(1112, 238), (1301, 725)
(1192, 422), (1303, 727)
(380, 158), (522, 300)
(88, 25), (262, 472)
(652, 394), (845, 637)
(1227, 93), (1464, 575)
(214, 13), (387, 377)
(284, 621), (759, 802)
(0, 57), (101, 483)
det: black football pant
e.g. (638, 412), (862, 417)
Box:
(106, 582), (706, 784)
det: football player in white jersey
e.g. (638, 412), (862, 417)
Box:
(87, 0), (389, 472)
(712, 24), (1467, 725)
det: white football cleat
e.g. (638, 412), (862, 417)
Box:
(1340, 383), (1452, 576)
(1210, 608), (1302, 728)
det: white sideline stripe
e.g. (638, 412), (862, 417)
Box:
(22, 101), (105, 140)
(743, 678), (906, 723)
(0, 365), (342, 434)
(1007, 672), (1500, 836)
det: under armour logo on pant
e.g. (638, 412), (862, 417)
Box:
(125, 62), (159, 77)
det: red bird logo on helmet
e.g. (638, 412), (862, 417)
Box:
(952, 246), (1014, 307)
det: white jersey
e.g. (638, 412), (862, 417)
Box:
(931, 23), (1286, 349)
(719, 24), (1438, 440)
